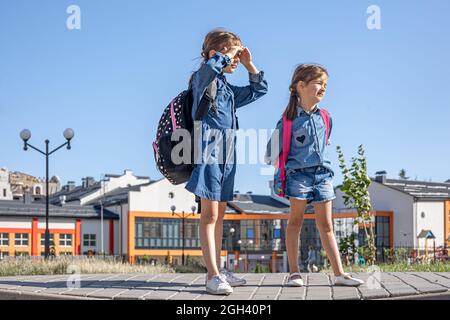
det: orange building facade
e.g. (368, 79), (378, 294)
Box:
(127, 210), (394, 267)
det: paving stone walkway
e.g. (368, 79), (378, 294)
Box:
(1, 272), (450, 300)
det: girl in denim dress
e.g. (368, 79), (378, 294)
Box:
(266, 64), (363, 287)
(186, 29), (268, 294)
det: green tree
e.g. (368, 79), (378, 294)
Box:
(320, 249), (328, 269)
(399, 169), (409, 180)
(336, 145), (377, 265)
(339, 234), (358, 265)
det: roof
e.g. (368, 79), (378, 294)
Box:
(49, 183), (101, 204)
(105, 173), (150, 180)
(49, 177), (159, 205)
(225, 193), (291, 214)
(417, 229), (436, 239)
(0, 200), (119, 219)
(84, 182), (156, 206)
(372, 178), (450, 200)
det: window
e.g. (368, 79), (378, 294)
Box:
(0, 233), (9, 246)
(135, 218), (200, 249)
(0, 251), (9, 259)
(273, 229), (281, 239)
(14, 233), (29, 246)
(59, 234), (72, 247)
(3, 189), (6, 197)
(168, 192), (174, 199)
(247, 228), (254, 239)
(40, 234), (55, 246)
(83, 234), (96, 247)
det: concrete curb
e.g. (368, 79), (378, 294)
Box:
(0, 288), (102, 300)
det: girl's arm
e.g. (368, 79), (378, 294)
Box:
(264, 118), (283, 166)
(228, 72), (268, 109)
(190, 52), (231, 119)
(228, 47), (268, 109)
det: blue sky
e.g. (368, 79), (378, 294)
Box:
(1, 0), (449, 195)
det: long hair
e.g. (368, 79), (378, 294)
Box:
(200, 28), (241, 61)
(189, 28), (242, 87)
(284, 64), (329, 120)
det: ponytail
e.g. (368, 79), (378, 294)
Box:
(284, 88), (299, 121)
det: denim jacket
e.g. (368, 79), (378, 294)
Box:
(265, 106), (333, 173)
(190, 52), (268, 130)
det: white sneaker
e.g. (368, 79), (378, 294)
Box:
(219, 269), (246, 287)
(205, 275), (233, 295)
(334, 273), (365, 287)
(286, 272), (304, 287)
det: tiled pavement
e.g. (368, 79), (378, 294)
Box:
(1, 272), (450, 300)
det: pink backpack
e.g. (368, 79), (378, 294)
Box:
(274, 109), (331, 197)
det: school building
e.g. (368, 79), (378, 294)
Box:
(335, 171), (450, 251)
(0, 169), (397, 271)
(0, 195), (119, 258)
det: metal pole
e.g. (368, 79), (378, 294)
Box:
(245, 245), (248, 273)
(45, 140), (50, 259)
(100, 175), (105, 256)
(101, 202), (104, 256)
(182, 212), (185, 266)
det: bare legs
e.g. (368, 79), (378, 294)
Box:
(215, 201), (227, 270)
(286, 199), (307, 274)
(199, 198), (227, 280)
(286, 199), (345, 277)
(314, 200), (345, 276)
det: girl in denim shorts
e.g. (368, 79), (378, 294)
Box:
(266, 64), (363, 287)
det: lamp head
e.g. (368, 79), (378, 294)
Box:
(20, 129), (31, 142)
(170, 205), (176, 213)
(20, 129), (31, 150)
(191, 206), (197, 213)
(63, 128), (74, 141)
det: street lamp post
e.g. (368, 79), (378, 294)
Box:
(20, 128), (74, 259)
(229, 228), (235, 249)
(171, 205), (197, 266)
(227, 227), (235, 271)
(237, 239), (253, 272)
(99, 174), (107, 257)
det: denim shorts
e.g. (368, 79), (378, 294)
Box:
(285, 166), (336, 204)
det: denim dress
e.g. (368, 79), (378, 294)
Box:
(265, 106), (335, 203)
(185, 52), (268, 201)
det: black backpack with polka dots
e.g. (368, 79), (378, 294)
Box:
(152, 81), (217, 185)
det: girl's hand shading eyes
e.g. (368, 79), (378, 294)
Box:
(239, 47), (252, 66)
(223, 46), (243, 59)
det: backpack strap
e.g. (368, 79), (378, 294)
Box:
(278, 115), (293, 196)
(194, 80), (218, 121)
(169, 99), (178, 130)
(319, 108), (331, 145)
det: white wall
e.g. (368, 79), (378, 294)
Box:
(0, 168), (13, 200)
(335, 181), (415, 247)
(129, 179), (197, 213)
(415, 201), (445, 247)
(0, 217), (32, 229)
(80, 220), (111, 254)
(37, 219), (75, 230)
